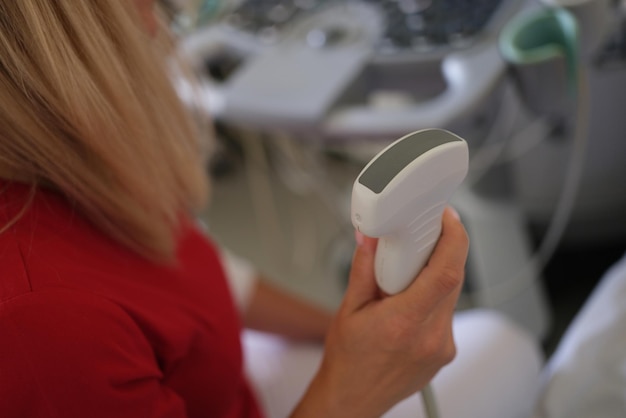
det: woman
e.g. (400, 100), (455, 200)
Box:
(0, 1), (469, 417)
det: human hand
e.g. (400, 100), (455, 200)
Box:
(292, 207), (469, 418)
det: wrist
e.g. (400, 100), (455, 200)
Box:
(290, 364), (384, 418)
(290, 369), (338, 418)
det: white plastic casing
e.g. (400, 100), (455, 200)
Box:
(351, 129), (469, 295)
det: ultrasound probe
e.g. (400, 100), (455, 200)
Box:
(351, 128), (469, 295)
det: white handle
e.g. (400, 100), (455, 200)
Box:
(376, 212), (444, 295)
(324, 44), (507, 139)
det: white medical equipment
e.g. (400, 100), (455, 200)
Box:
(179, 0), (525, 137)
(351, 129), (468, 295)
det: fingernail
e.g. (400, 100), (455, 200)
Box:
(354, 230), (364, 246)
(448, 206), (461, 220)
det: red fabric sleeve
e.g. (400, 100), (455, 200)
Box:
(0, 288), (188, 418)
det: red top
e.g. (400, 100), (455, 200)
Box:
(0, 182), (263, 418)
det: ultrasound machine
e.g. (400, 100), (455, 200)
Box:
(176, 0), (626, 343)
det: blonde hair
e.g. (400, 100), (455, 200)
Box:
(0, 1), (210, 260)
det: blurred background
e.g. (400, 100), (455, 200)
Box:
(169, 0), (626, 358)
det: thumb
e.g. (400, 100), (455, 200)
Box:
(341, 232), (380, 313)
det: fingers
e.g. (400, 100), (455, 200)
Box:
(342, 207), (468, 317)
(397, 207), (469, 316)
(341, 233), (380, 313)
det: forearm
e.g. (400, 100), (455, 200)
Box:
(289, 371), (344, 418)
(289, 368), (385, 418)
(242, 277), (333, 342)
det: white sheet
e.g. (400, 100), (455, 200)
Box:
(243, 309), (544, 418)
(532, 252), (626, 418)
